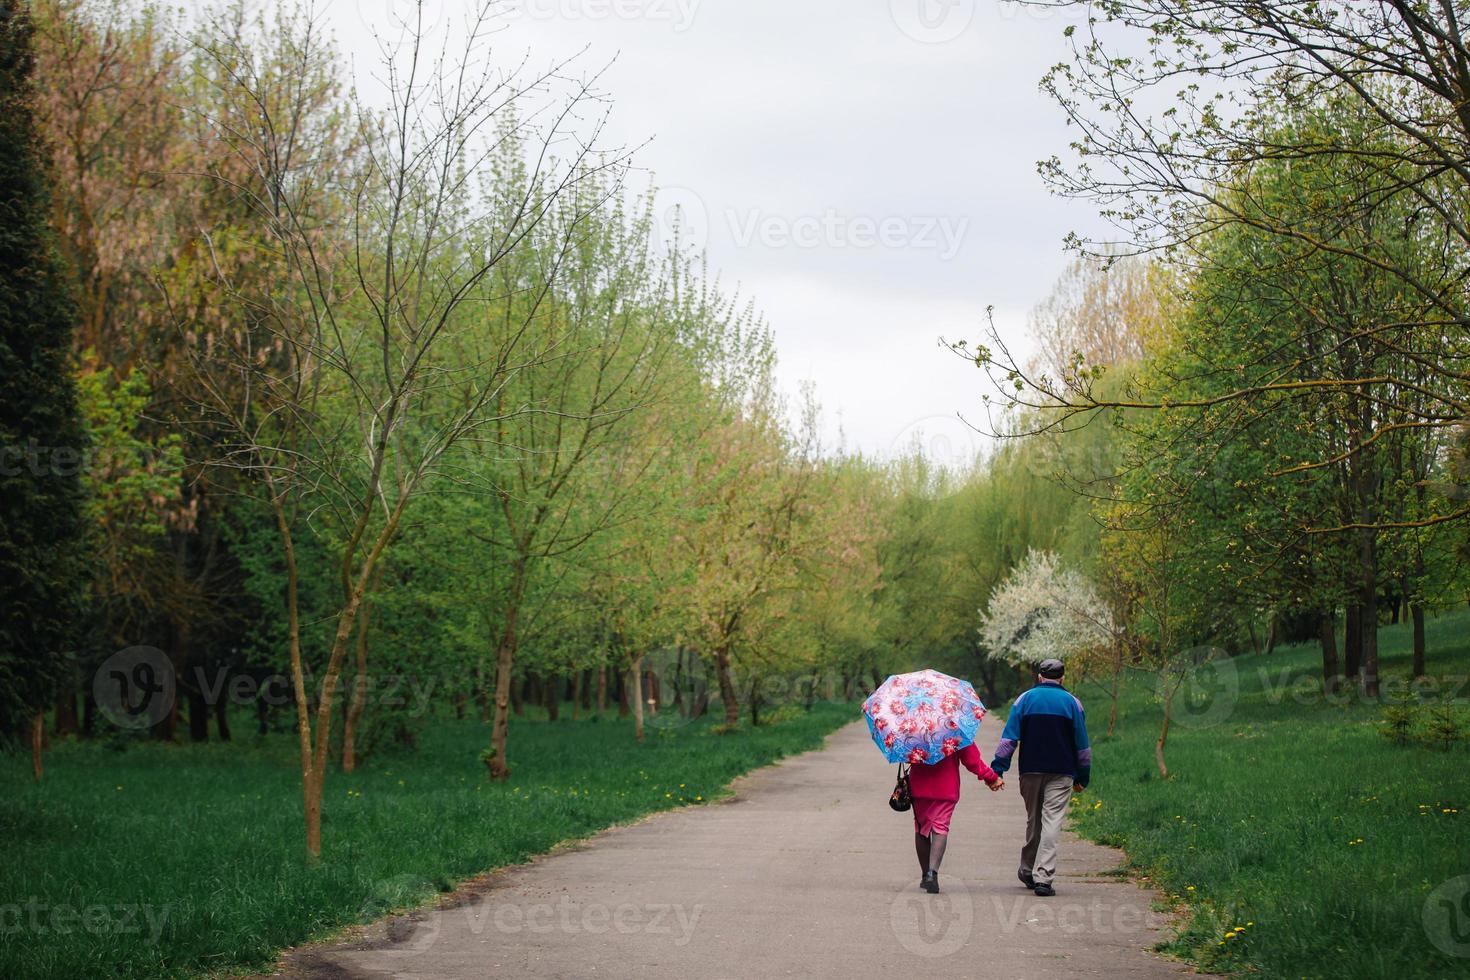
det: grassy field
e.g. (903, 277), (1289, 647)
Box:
(1068, 608), (1470, 979)
(0, 701), (854, 979)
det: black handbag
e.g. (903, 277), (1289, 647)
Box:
(888, 763), (912, 812)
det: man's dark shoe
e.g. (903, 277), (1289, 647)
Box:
(1033, 882), (1055, 897)
(1018, 870), (1036, 889)
(921, 870), (940, 893)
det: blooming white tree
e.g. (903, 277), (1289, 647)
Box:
(978, 550), (1114, 665)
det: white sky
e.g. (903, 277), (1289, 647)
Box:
(323, 0), (1108, 460)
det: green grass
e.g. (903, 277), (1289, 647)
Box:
(0, 701), (854, 979)
(1068, 608), (1470, 979)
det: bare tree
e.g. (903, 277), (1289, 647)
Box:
(178, 0), (623, 858)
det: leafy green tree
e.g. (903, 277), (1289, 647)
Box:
(0, 0), (88, 778)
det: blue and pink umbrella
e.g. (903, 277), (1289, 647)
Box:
(862, 669), (987, 764)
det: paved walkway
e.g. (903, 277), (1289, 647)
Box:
(273, 722), (1190, 979)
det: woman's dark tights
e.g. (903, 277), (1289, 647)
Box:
(914, 831), (948, 872)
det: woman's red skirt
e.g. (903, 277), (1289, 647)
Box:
(911, 797), (956, 836)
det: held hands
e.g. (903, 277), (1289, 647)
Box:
(1073, 782), (1084, 794)
(987, 777), (1005, 792)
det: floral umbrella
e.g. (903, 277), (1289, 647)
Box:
(862, 669), (986, 764)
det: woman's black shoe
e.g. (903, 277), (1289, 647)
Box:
(1033, 882), (1055, 897)
(1018, 870), (1036, 889)
(921, 870), (940, 893)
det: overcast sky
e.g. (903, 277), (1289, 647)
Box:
(325, 0), (1106, 461)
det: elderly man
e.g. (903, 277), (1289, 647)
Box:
(989, 658), (1091, 897)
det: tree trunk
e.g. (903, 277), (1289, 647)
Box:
(1318, 611), (1341, 696)
(596, 665), (607, 715)
(580, 669), (593, 712)
(1344, 604), (1362, 682)
(1412, 604), (1427, 679)
(188, 686), (209, 743)
(31, 711), (44, 781)
(54, 686), (79, 736)
(1155, 694), (1171, 780)
(714, 646), (739, 726)
(629, 656), (645, 741)
(1358, 531), (1381, 698)
(1107, 641), (1122, 737)
(570, 672), (581, 721)
(475, 656), (490, 722)
(215, 697), (231, 741)
(1264, 615), (1278, 656)
(545, 674), (560, 721)
(157, 692), (178, 742)
(487, 562), (528, 780)
(618, 666), (629, 718)
(342, 592), (375, 773)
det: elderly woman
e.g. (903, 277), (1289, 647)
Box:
(909, 742), (1004, 892)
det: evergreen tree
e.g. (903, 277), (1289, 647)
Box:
(0, 0), (87, 774)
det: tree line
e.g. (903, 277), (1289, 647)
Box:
(964, 0), (1470, 775)
(1, 0), (1075, 860)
